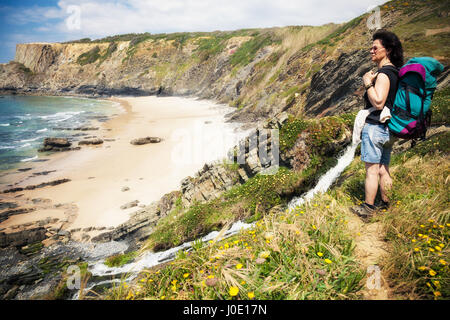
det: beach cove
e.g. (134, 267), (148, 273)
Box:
(0, 95), (249, 245)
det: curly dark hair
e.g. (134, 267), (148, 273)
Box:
(372, 29), (404, 68)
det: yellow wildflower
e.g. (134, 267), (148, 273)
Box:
(434, 291), (441, 298)
(429, 248), (435, 252)
(229, 286), (239, 297)
(324, 259), (332, 264)
(439, 243), (444, 248)
(429, 270), (437, 277)
(171, 280), (177, 285)
(414, 248), (420, 252)
(435, 246), (441, 251)
(248, 291), (255, 299)
(439, 259), (447, 265)
(312, 225), (317, 230)
(183, 273), (190, 278)
(411, 239), (416, 243)
(160, 295), (166, 300)
(317, 252), (324, 257)
(207, 275), (215, 279)
(264, 232), (274, 240)
(418, 266), (427, 271)
(236, 263), (243, 270)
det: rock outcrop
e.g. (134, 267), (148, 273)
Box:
(0, 228), (47, 248)
(78, 138), (103, 145)
(38, 138), (80, 152)
(92, 113), (289, 244)
(304, 49), (372, 117)
(2, 179), (71, 194)
(130, 137), (162, 145)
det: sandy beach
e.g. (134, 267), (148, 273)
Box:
(0, 96), (248, 242)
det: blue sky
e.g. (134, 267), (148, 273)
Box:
(0, 0), (387, 63)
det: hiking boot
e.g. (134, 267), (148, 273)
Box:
(350, 203), (376, 222)
(375, 201), (390, 213)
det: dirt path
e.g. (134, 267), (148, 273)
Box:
(346, 213), (392, 299)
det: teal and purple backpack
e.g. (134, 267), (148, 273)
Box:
(388, 57), (444, 141)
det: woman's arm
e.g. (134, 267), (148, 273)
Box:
(365, 72), (391, 110)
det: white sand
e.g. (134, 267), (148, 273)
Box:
(0, 96), (248, 231)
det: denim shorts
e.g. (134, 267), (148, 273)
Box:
(361, 123), (396, 165)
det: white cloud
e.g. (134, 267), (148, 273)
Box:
(9, 0), (390, 40)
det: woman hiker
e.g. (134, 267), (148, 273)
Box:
(351, 29), (404, 221)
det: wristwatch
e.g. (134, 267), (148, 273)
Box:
(365, 82), (374, 90)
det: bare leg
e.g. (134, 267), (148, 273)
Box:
(365, 162), (379, 206)
(379, 164), (392, 203)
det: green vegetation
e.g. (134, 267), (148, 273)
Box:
(230, 33), (280, 67)
(102, 108), (449, 300)
(14, 62), (33, 75)
(305, 63), (322, 79)
(76, 46), (101, 66)
(144, 114), (352, 252)
(338, 129), (450, 299)
(430, 88), (450, 126)
(97, 42), (118, 65)
(45, 262), (92, 300)
(106, 194), (365, 300)
(195, 36), (229, 62)
(105, 251), (138, 268)
(302, 15), (364, 52)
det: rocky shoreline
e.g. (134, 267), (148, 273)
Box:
(0, 107), (289, 300)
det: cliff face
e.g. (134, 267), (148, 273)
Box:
(1, 0), (449, 122)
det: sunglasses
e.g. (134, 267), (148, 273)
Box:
(370, 46), (385, 52)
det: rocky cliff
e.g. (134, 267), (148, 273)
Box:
(1, 0), (447, 123)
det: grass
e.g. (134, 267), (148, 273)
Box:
(302, 15), (364, 52)
(100, 112), (449, 301)
(104, 251), (138, 268)
(337, 129), (450, 299)
(136, 114), (352, 255)
(76, 46), (101, 66)
(430, 88), (450, 126)
(230, 33), (279, 67)
(378, 135), (449, 299)
(96, 42), (118, 66)
(105, 194), (365, 300)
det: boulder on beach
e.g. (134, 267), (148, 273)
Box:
(38, 137), (77, 152)
(120, 200), (139, 210)
(78, 138), (103, 146)
(130, 137), (162, 145)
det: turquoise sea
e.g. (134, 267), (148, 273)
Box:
(0, 95), (121, 171)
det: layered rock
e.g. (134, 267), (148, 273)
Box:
(304, 49), (372, 117)
(0, 228), (47, 248)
